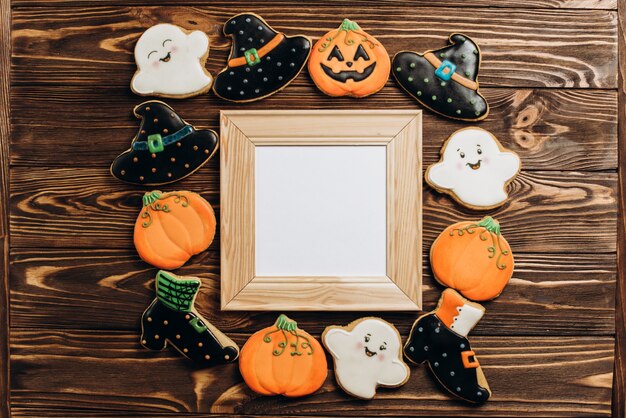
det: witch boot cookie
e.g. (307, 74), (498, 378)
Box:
(393, 33), (488, 121)
(110, 101), (218, 185)
(404, 289), (491, 404)
(140, 270), (239, 367)
(213, 13), (311, 102)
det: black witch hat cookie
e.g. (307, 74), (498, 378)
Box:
(404, 289), (491, 404)
(392, 34), (489, 121)
(140, 270), (239, 367)
(212, 13), (311, 102)
(110, 101), (218, 185)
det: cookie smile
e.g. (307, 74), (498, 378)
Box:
(160, 52), (172, 63)
(466, 160), (481, 170)
(320, 62), (376, 83)
(364, 347), (377, 357)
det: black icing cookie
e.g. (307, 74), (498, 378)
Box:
(140, 271), (239, 367)
(404, 289), (491, 404)
(392, 34), (489, 121)
(110, 101), (218, 185)
(212, 13), (311, 102)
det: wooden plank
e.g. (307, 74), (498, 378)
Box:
(10, 6), (617, 88)
(9, 86), (618, 171)
(8, 248), (616, 335)
(613, 1), (625, 416)
(8, 0), (619, 10)
(9, 329), (614, 417)
(9, 167), (618, 252)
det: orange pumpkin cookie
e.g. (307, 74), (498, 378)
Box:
(134, 190), (216, 269)
(308, 19), (390, 98)
(430, 216), (514, 301)
(239, 314), (327, 397)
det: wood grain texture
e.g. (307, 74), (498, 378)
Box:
(9, 0), (619, 10)
(10, 6), (617, 88)
(9, 87), (618, 171)
(9, 167), (618, 252)
(8, 248), (616, 335)
(9, 329), (614, 417)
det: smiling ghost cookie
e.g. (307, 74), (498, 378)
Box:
(110, 101), (218, 185)
(426, 127), (521, 210)
(140, 270), (239, 367)
(308, 19), (390, 98)
(323, 317), (409, 399)
(404, 289), (491, 404)
(213, 13), (311, 102)
(393, 33), (488, 121)
(131, 24), (213, 98)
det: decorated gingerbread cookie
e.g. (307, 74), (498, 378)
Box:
(239, 314), (327, 397)
(212, 13), (311, 102)
(426, 127), (521, 209)
(131, 24), (213, 98)
(308, 19), (390, 98)
(392, 33), (489, 121)
(322, 317), (409, 399)
(404, 289), (490, 404)
(110, 101), (218, 185)
(431, 216), (514, 301)
(140, 270), (239, 367)
(134, 190), (216, 270)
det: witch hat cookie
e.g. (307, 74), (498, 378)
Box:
(131, 24), (213, 98)
(213, 13), (311, 102)
(404, 289), (491, 404)
(141, 270), (239, 367)
(392, 34), (489, 121)
(110, 101), (218, 185)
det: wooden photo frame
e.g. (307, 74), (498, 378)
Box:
(220, 110), (422, 311)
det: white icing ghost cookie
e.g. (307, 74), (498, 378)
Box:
(426, 127), (521, 209)
(322, 317), (410, 399)
(131, 24), (213, 98)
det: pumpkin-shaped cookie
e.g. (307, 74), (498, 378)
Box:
(430, 216), (514, 301)
(308, 19), (390, 98)
(134, 190), (216, 269)
(239, 314), (327, 397)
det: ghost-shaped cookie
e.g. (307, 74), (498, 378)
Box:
(322, 318), (410, 399)
(426, 127), (521, 209)
(131, 24), (213, 98)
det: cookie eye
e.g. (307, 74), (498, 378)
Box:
(162, 39), (172, 47)
(364, 335), (370, 343)
(328, 45), (344, 62)
(477, 148), (482, 155)
(147, 50), (158, 59)
(353, 44), (370, 61)
(379, 344), (387, 351)
(460, 152), (465, 158)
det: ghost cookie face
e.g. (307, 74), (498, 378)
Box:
(308, 19), (390, 98)
(323, 318), (409, 399)
(426, 127), (521, 209)
(131, 24), (213, 98)
(213, 13), (311, 102)
(392, 33), (488, 121)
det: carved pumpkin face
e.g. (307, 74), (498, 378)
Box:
(308, 19), (390, 97)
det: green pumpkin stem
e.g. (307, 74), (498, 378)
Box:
(477, 216), (501, 235)
(142, 190), (162, 207)
(340, 18), (361, 32)
(275, 314), (298, 333)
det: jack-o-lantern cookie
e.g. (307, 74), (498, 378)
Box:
(110, 101), (218, 185)
(393, 33), (488, 121)
(323, 317), (409, 399)
(134, 190), (216, 270)
(239, 314), (327, 397)
(431, 216), (514, 301)
(426, 127), (521, 209)
(140, 270), (239, 367)
(404, 289), (491, 404)
(308, 19), (390, 98)
(213, 13), (311, 102)
(131, 24), (213, 98)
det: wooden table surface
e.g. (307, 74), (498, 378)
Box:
(1, 0), (624, 416)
